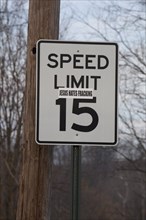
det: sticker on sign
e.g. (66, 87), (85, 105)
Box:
(36, 40), (118, 145)
(59, 88), (93, 99)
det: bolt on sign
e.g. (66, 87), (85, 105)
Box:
(36, 40), (118, 145)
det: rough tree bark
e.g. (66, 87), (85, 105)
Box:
(16, 0), (60, 220)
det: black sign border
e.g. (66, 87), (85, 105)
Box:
(36, 40), (118, 146)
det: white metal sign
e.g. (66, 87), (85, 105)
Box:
(36, 40), (118, 145)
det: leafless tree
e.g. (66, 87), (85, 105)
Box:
(72, 0), (146, 151)
(69, 1), (146, 219)
(0, 0), (28, 219)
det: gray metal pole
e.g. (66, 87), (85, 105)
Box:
(71, 145), (81, 220)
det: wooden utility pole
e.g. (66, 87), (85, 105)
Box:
(16, 0), (60, 220)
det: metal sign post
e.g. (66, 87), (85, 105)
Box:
(72, 146), (81, 220)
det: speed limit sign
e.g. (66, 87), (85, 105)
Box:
(36, 40), (118, 145)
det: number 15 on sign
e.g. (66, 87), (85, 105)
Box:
(56, 96), (99, 132)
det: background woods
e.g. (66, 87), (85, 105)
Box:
(0, 0), (27, 219)
(0, 0), (146, 220)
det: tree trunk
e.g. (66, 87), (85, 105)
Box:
(16, 0), (60, 219)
